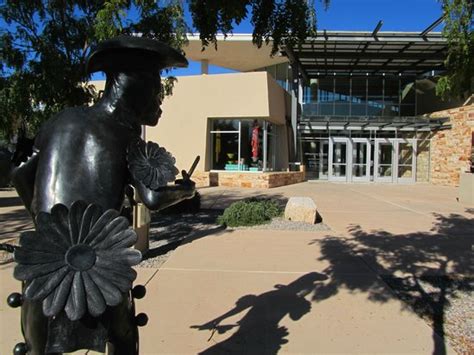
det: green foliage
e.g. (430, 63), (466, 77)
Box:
(0, 0), (321, 140)
(217, 198), (282, 227)
(436, 0), (473, 100)
(189, 0), (317, 55)
(0, 0), (189, 141)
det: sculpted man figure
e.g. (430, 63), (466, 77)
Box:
(9, 35), (195, 354)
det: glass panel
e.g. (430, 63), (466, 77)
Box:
(384, 76), (400, 116)
(318, 77), (335, 103)
(240, 120), (264, 171)
(212, 119), (239, 131)
(353, 164), (367, 177)
(351, 77), (367, 116)
(332, 164), (346, 177)
(378, 142), (393, 178)
(398, 142), (413, 165)
(378, 165), (392, 177)
(398, 165), (413, 178)
(211, 132), (239, 170)
(302, 140), (328, 179)
(368, 77), (384, 116)
(333, 142), (347, 164)
(321, 141), (329, 177)
(353, 142), (367, 164)
(265, 122), (275, 171)
(379, 143), (392, 165)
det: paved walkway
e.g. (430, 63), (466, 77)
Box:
(0, 182), (472, 354)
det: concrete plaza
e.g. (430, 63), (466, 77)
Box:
(0, 182), (472, 354)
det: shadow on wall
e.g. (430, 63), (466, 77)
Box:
(191, 272), (328, 355)
(312, 210), (474, 355)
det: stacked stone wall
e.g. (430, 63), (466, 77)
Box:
(429, 105), (474, 186)
(191, 171), (305, 188)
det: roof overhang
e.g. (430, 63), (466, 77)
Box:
(298, 116), (450, 132)
(184, 34), (288, 72)
(282, 31), (447, 77)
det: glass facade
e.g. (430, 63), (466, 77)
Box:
(302, 75), (418, 117)
(210, 119), (278, 172)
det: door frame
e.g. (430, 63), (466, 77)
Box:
(350, 138), (371, 182)
(329, 137), (350, 182)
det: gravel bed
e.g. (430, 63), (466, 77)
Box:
(228, 217), (330, 232)
(382, 275), (474, 354)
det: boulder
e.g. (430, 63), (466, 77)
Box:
(284, 197), (317, 224)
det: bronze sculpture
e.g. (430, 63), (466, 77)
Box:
(8, 35), (195, 354)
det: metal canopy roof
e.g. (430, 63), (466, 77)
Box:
(284, 31), (447, 77)
(298, 116), (450, 132)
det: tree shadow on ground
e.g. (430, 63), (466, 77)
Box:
(311, 211), (473, 355)
(0, 209), (33, 240)
(191, 272), (327, 355)
(144, 209), (227, 260)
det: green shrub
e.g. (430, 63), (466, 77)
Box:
(217, 198), (282, 227)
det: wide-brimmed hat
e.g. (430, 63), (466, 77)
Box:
(86, 35), (188, 74)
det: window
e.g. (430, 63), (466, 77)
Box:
(210, 119), (279, 172)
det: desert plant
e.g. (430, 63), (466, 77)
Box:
(217, 198), (282, 227)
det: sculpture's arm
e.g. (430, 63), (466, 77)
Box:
(10, 151), (39, 214)
(132, 178), (195, 211)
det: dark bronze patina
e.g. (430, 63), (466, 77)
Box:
(8, 35), (194, 355)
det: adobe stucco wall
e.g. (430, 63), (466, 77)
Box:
(429, 104), (474, 186)
(146, 72), (289, 173)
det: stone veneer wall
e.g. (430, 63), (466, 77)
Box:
(193, 171), (305, 188)
(429, 104), (474, 186)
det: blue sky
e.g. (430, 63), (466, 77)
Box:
(164, 0), (445, 78)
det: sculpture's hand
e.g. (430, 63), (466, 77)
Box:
(174, 169), (196, 198)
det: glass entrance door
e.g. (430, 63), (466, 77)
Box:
(351, 138), (370, 182)
(329, 138), (349, 181)
(374, 139), (394, 182)
(396, 139), (416, 183)
(302, 140), (329, 180)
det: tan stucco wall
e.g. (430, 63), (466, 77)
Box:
(146, 72), (288, 173)
(89, 73), (290, 175)
(429, 104), (474, 186)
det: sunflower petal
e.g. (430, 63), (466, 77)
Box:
(19, 231), (65, 254)
(50, 204), (70, 235)
(24, 266), (70, 301)
(87, 268), (123, 307)
(82, 209), (120, 245)
(78, 203), (103, 244)
(65, 272), (87, 321)
(14, 248), (64, 265)
(95, 255), (138, 282)
(94, 229), (137, 250)
(14, 260), (65, 281)
(96, 249), (142, 266)
(69, 201), (87, 245)
(89, 216), (130, 248)
(82, 271), (106, 317)
(43, 271), (74, 317)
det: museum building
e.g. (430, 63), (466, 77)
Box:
(92, 22), (473, 188)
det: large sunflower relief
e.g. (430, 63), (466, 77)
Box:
(13, 201), (142, 321)
(127, 138), (179, 190)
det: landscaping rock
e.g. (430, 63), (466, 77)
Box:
(284, 197), (317, 224)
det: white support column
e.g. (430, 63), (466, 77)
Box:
(201, 59), (209, 75)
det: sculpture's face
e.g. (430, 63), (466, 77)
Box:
(116, 71), (162, 127)
(136, 72), (162, 126)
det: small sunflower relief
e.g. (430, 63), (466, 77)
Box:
(128, 138), (179, 190)
(14, 201), (142, 321)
